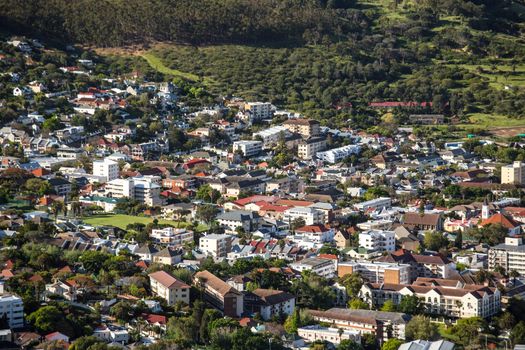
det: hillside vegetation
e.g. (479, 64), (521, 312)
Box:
(3, 0), (525, 128)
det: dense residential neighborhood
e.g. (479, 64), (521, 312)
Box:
(1, 33), (525, 350)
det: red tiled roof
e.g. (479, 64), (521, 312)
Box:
(481, 213), (520, 229)
(296, 224), (330, 233)
(142, 313), (167, 325)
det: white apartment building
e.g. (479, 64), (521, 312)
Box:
(298, 325), (361, 345)
(338, 261), (412, 285)
(290, 257), (337, 278)
(489, 236), (525, 275)
(93, 158), (119, 182)
(232, 140), (263, 157)
(0, 284), (24, 329)
(105, 178), (135, 199)
(133, 177), (163, 206)
(298, 137), (327, 160)
(316, 145), (360, 163)
(359, 230), (396, 252)
(354, 197), (392, 211)
(199, 234), (233, 258)
(105, 177), (162, 206)
(151, 227), (194, 246)
(149, 270), (190, 305)
(360, 278), (501, 319)
(501, 161), (525, 185)
(253, 126), (289, 148)
(284, 207), (325, 226)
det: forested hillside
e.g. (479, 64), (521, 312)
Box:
(2, 0), (525, 129)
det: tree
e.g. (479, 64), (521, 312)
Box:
(27, 306), (64, 333)
(79, 250), (110, 273)
(340, 273), (364, 299)
(510, 270), (520, 284)
(511, 321), (525, 346)
(498, 312), (516, 331)
(451, 317), (486, 347)
(423, 231), (449, 251)
(284, 308), (301, 334)
(337, 339), (363, 350)
(291, 217), (306, 232)
(381, 338), (403, 350)
(69, 336), (105, 350)
(405, 316), (439, 341)
(381, 300), (397, 312)
(24, 178), (51, 196)
(196, 204), (219, 225)
(398, 295), (423, 315)
(349, 298), (368, 310)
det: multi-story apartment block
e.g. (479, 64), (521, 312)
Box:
(290, 257), (337, 278)
(149, 270), (190, 305)
(105, 178), (135, 199)
(244, 289), (295, 321)
(360, 278), (501, 319)
(359, 230), (396, 252)
(338, 261), (412, 284)
(199, 234), (233, 258)
(501, 161), (525, 185)
(489, 236), (525, 275)
(316, 145), (361, 163)
(283, 119), (320, 138)
(93, 158), (119, 182)
(308, 308), (410, 341)
(194, 270), (243, 317)
(151, 227), (194, 246)
(216, 210), (260, 233)
(232, 140), (263, 157)
(378, 250), (456, 280)
(298, 137), (327, 160)
(244, 102), (273, 121)
(0, 283), (24, 329)
(284, 207), (325, 226)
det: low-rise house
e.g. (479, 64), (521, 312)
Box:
(44, 280), (77, 301)
(149, 270), (190, 305)
(403, 212), (443, 231)
(294, 224), (334, 244)
(152, 248), (182, 266)
(297, 325), (361, 345)
(92, 324), (129, 345)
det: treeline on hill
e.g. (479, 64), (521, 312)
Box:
(0, 0), (361, 46)
(0, 0), (522, 46)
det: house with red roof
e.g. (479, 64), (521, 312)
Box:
(45, 331), (69, 343)
(480, 212), (521, 235)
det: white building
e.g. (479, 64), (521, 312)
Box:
(489, 237), (525, 275)
(0, 283), (24, 329)
(316, 145), (360, 163)
(338, 261), (412, 284)
(216, 210), (260, 234)
(284, 207), (325, 226)
(290, 257), (337, 278)
(232, 140), (263, 157)
(151, 227), (194, 246)
(246, 289), (295, 321)
(253, 126), (289, 148)
(93, 158), (119, 182)
(297, 325), (361, 345)
(359, 230), (396, 252)
(354, 197), (392, 211)
(106, 178), (135, 198)
(199, 234), (233, 258)
(93, 325), (130, 345)
(360, 278), (501, 319)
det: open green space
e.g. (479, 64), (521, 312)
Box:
(82, 214), (208, 232)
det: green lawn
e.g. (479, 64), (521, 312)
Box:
(82, 214), (208, 232)
(140, 52), (202, 82)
